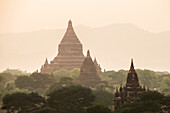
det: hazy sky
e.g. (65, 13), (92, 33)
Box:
(0, 0), (170, 72)
(0, 0), (170, 34)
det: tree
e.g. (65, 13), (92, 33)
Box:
(46, 83), (61, 95)
(102, 70), (126, 86)
(59, 77), (73, 87)
(47, 85), (95, 113)
(119, 100), (161, 113)
(163, 96), (170, 112)
(70, 68), (80, 80)
(15, 73), (53, 93)
(95, 83), (106, 91)
(138, 90), (164, 102)
(93, 89), (114, 106)
(2, 69), (28, 76)
(86, 104), (112, 113)
(0, 73), (17, 83)
(0, 73), (18, 96)
(0, 76), (3, 83)
(30, 72), (53, 89)
(46, 77), (74, 95)
(117, 91), (170, 113)
(136, 69), (158, 88)
(1, 92), (45, 113)
(31, 107), (57, 113)
(15, 76), (33, 90)
(53, 69), (70, 82)
(5, 81), (15, 91)
(4, 88), (29, 95)
(161, 77), (170, 95)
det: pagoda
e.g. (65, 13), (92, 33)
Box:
(41, 20), (85, 74)
(114, 59), (147, 110)
(77, 50), (102, 88)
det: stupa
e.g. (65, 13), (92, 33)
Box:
(41, 20), (85, 73)
(77, 50), (102, 88)
(114, 59), (147, 110)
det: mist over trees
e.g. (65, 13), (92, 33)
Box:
(0, 68), (170, 113)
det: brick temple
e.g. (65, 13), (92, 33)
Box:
(77, 50), (102, 88)
(114, 59), (148, 110)
(40, 20), (85, 73)
(40, 20), (102, 74)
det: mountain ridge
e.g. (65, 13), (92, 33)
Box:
(0, 23), (170, 72)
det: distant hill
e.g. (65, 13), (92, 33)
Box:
(0, 23), (170, 72)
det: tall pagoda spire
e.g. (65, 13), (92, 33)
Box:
(87, 50), (90, 57)
(60, 20), (80, 44)
(68, 20), (72, 26)
(45, 58), (48, 65)
(126, 59), (139, 86)
(129, 58), (135, 72)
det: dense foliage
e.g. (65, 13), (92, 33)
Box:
(93, 89), (114, 106)
(0, 69), (30, 101)
(0, 68), (170, 113)
(47, 85), (95, 113)
(46, 77), (74, 95)
(2, 92), (45, 113)
(53, 68), (80, 82)
(115, 91), (170, 113)
(15, 72), (54, 94)
(86, 104), (112, 113)
(102, 69), (170, 94)
(161, 76), (170, 95)
(31, 107), (57, 113)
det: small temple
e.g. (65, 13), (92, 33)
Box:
(40, 20), (85, 73)
(77, 50), (102, 88)
(114, 59), (147, 110)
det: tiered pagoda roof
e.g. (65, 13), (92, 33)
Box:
(41, 20), (85, 73)
(77, 50), (102, 88)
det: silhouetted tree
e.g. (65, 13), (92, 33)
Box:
(46, 77), (74, 95)
(161, 76), (170, 95)
(1, 92), (45, 113)
(0, 72), (17, 83)
(59, 77), (73, 87)
(15, 73), (53, 93)
(86, 104), (112, 113)
(47, 85), (95, 113)
(0, 76), (3, 83)
(30, 72), (53, 89)
(93, 89), (114, 106)
(15, 76), (33, 90)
